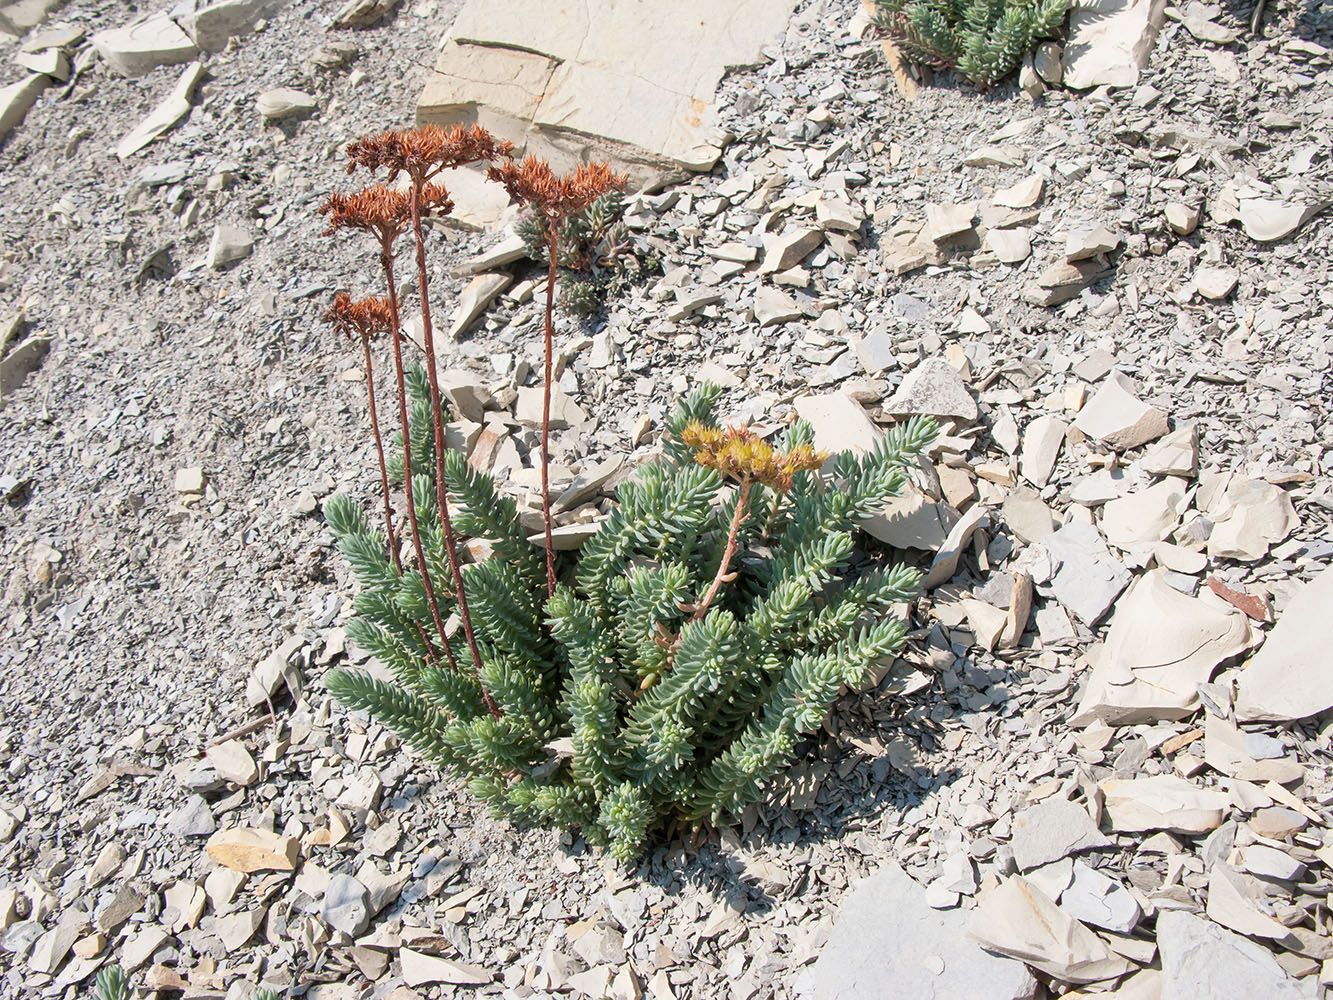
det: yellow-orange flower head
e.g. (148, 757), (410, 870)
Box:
(680, 423), (825, 493)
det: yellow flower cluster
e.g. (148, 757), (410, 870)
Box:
(680, 423), (826, 493)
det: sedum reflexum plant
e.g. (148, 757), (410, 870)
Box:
(317, 123), (935, 860)
(326, 384), (934, 860)
(872, 0), (1069, 87)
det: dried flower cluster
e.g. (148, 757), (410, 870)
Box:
(319, 124), (633, 712)
(345, 123), (515, 182)
(486, 155), (626, 593)
(680, 423), (826, 493)
(325, 292), (394, 341)
(318, 185), (412, 244)
(487, 156), (626, 225)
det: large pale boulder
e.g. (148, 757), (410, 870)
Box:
(418, 0), (800, 188)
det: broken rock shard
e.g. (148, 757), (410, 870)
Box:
(797, 862), (1038, 1000)
(1071, 570), (1254, 727)
(1234, 568), (1333, 723)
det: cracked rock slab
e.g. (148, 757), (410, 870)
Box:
(418, 0), (800, 188)
(1071, 569), (1253, 726)
(968, 877), (1134, 984)
(1010, 799), (1111, 872)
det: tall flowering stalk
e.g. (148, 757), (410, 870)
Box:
(339, 126), (514, 715)
(325, 293), (402, 571)
(320, 184), (460, 672)
(486, 156), (626, 596)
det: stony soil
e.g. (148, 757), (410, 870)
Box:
(0, 0), (1331, 998)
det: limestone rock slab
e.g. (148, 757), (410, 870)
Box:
(116, 60), (204, 159)
(794, 392), (951, 550)
(0, 0), (65, 38)
(968, 877), (1133, 984)
(0, 72), (47, 142)
(205, 827), (299, 872)
(448, 273), (511, 339)
(1041, 522), (1130, 626)
(1010, 799), (1111, 872)
(1206, 477), (1297, 562)
(92, 13), (198, 77)
(1071, 569), (1254, 726)
(1157, 911), (1313, 1000)
(885, 358), (978, 421)
(1100, 775), (1228, 834)
(1072, 371), (1168, 451)
(170, 0), (285, 50)
(418, 0), (799, 186)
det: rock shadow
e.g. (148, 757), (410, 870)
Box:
(1219, 0), (1332, 45)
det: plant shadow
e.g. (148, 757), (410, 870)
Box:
(620, 668), (996, 913)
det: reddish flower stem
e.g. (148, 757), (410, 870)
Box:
(408, 179), (499, 719)
(359, 333), (402, 573)
(380, 242), (457, 673)
(691, 480), (753, 623)
(539, 224), (560, 598)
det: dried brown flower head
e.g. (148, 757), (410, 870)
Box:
(344, 124), (514, 182)
(680, 423), (826, 493)
(326, 292), (395, 340)
(320, 183), (454, 245)
(486, 156), (627, 224)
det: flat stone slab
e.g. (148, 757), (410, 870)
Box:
(1071, 569), (1253, 727)
(92, 12), (199, 77)
(417, 0), (799, 187)
(795, 862), (1038, 1000)
(0, 72), (47, 143)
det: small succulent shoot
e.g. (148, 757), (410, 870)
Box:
(94, 967), (128, 1000)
